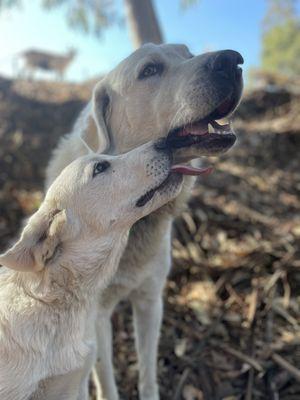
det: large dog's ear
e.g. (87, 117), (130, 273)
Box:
(0, 208), (67, 272)
(91, 80), (112, 153)
(75, 80), (111, 154)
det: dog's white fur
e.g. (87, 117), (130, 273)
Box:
(46, 43), (242, 400)
(0, 141), (182, 400)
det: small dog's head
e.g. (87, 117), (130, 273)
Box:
(0, 140), (183, 273)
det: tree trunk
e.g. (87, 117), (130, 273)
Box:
(124, 0), (164, 48)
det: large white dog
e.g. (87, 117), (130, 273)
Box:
(46, 43), (243, 400)
(0, 139), (193, 400)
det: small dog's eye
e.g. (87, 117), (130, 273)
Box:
(139, 63), (162, 79)
(93, 161), (110, 177)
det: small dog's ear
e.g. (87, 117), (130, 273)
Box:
(91, 80), (112, 153)
(0, 209), (67, 272)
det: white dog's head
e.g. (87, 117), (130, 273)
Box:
(88, 43), (243, 160)
(0, 140), (182, 273)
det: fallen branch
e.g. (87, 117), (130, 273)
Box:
(245, 367), (254, 400)
(272, 353), (300, 382)
(211, 341), (264, 372)
(174, 368), (190, 400)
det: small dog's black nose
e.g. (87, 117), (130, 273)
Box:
(210, 50), (244, 81)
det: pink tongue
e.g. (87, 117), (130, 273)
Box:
(171, 165), (213, 176)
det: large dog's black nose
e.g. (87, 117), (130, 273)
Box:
(210, 50), (243, 81)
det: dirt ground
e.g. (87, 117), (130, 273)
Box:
(0, 76), (299, 400)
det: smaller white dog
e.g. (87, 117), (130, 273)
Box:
(0, 139), (188, 400)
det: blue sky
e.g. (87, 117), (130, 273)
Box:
(0, 0), (268, 82)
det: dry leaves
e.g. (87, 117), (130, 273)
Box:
(183, 385), (204, 400)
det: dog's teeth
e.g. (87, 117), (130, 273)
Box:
(208, 124), (214, 133)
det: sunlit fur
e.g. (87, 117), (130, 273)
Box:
(0, 141), (181, 400)
(45, 43), (241, 400)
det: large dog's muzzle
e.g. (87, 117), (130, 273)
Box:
(167, 49), (243, 161)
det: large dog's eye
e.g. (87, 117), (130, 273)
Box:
(139, 63), (163, 79)
(93, 161), (110, 177)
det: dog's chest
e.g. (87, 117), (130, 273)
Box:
(98, 177), (194, 310)
(99, 207), (175, 308)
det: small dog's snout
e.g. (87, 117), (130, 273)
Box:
(210, 50), (244, 81)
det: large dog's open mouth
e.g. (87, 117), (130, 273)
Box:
(136, 94), (242, 207)
(166, 96), (238, 154)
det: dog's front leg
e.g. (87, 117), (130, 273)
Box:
(95, 307), (119, 400)
(132, 292), (163, 400)
(37, 369), (86, 400)
(130, 245), (172, 400)
(129, 221), (172, 400)
(77, 340), (98, 400)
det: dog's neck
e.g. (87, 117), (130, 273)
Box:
(12, 229), (129, 306)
